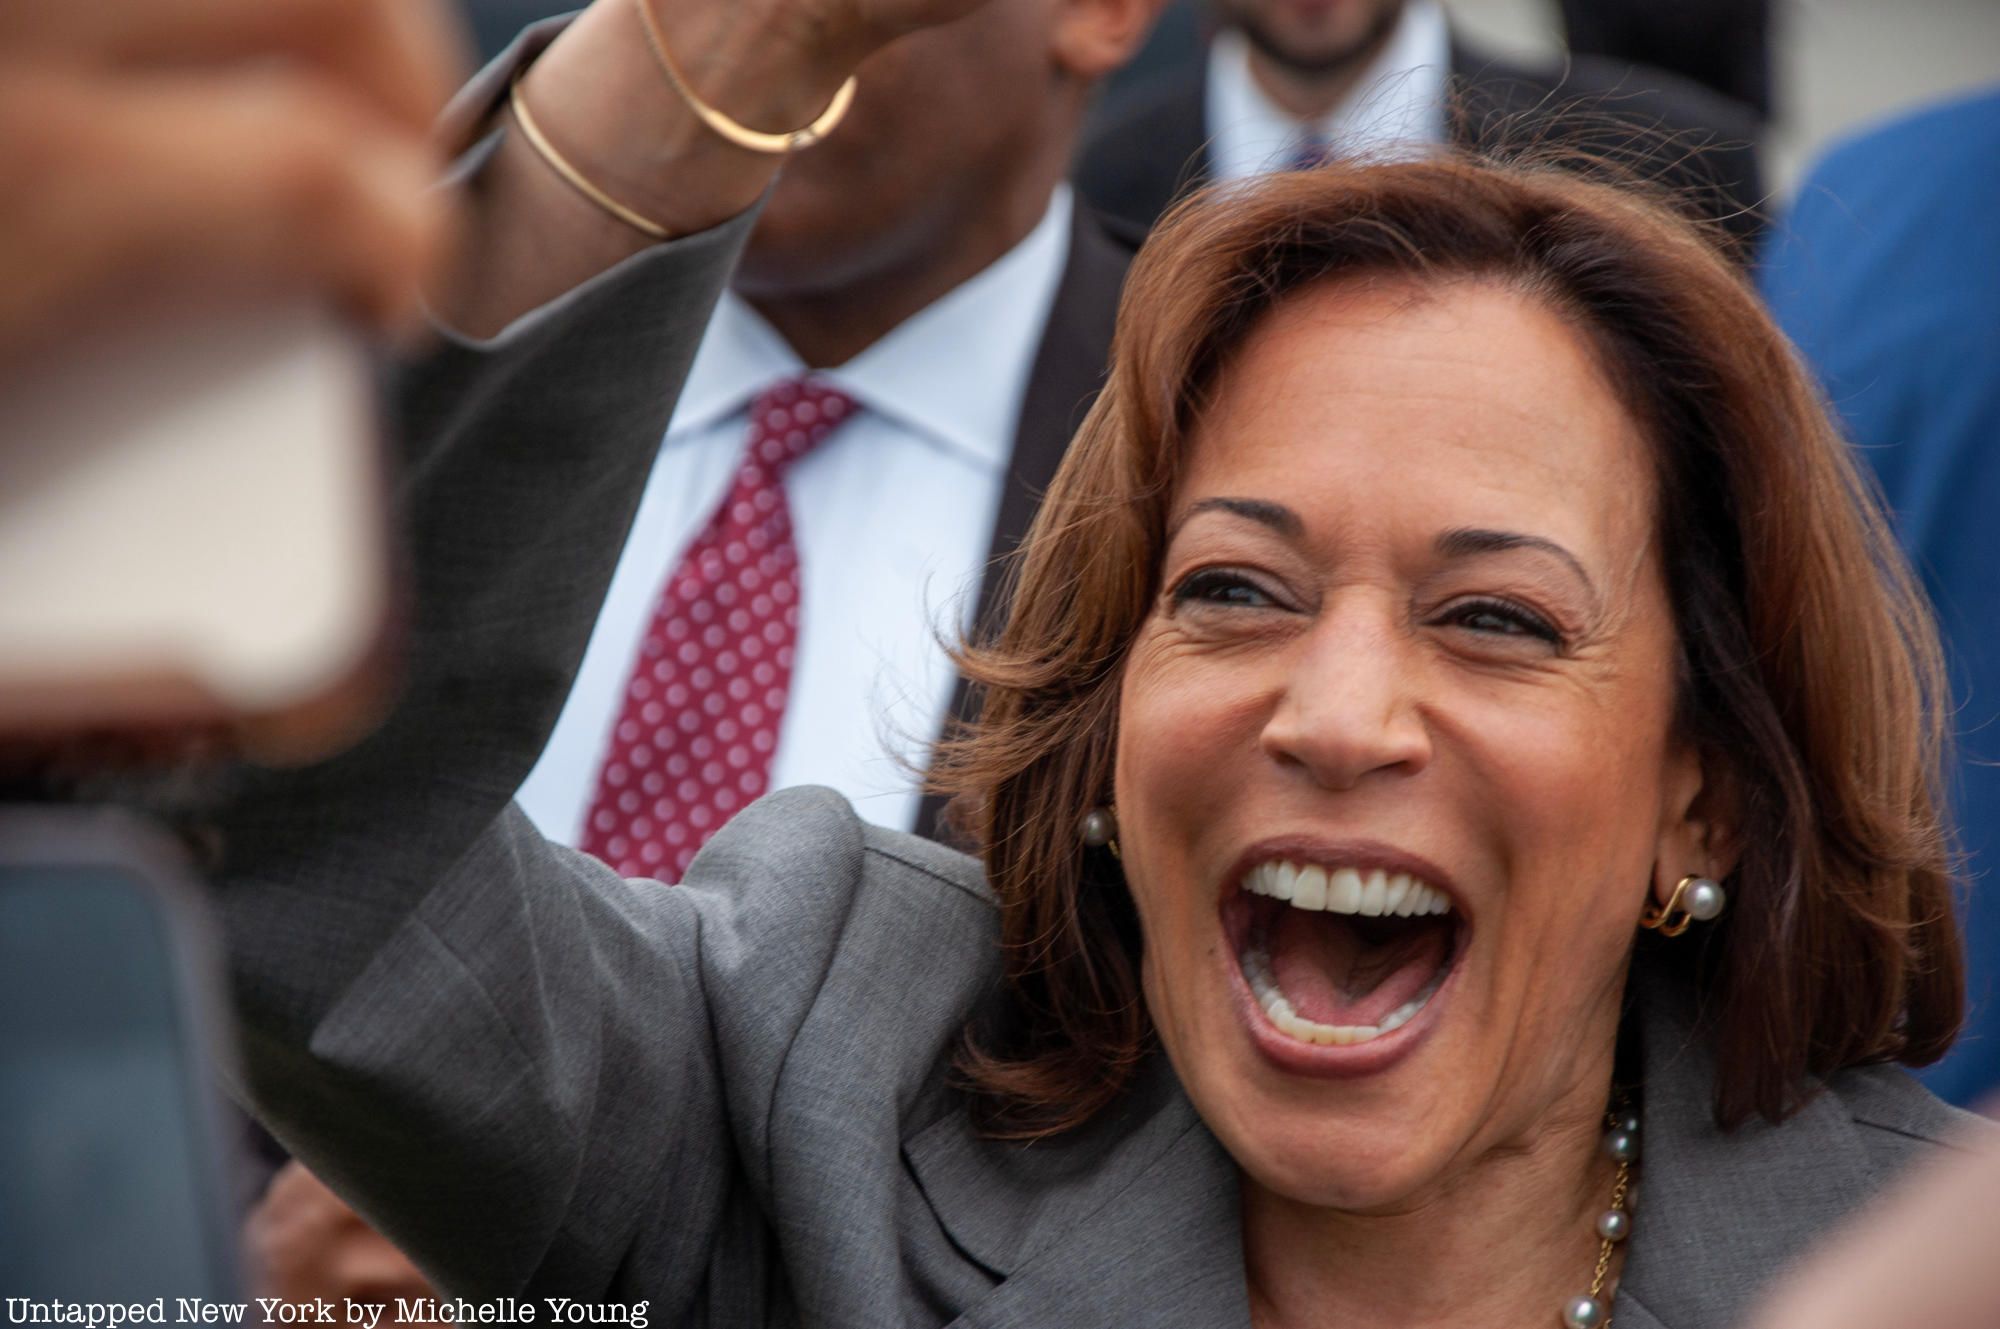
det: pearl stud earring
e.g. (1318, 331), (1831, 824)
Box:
(1080, 807), (1119, 858)
(1639, 874), (1727, 937)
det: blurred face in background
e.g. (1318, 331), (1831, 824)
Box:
(1213, 0), (1408, 76)
(736, 0), (1152, 302)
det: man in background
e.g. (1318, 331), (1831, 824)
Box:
(512, 0), (1155, 878)
(254, 0), (1159, 1287)
(1760, 86), (2000, 1110)
(1074, 0), (1765, 250)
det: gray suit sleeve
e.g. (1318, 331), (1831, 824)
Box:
(200, 211), (764, 1299)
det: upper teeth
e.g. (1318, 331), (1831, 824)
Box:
(1243, 861), (1452, 917)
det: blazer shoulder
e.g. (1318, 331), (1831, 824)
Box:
(689, 785), (991, 910)
(1449, 41), (1765, 245)
(1074, 65), (1212, 236)
(1554, 51), (1763, 143)
(1821, 1060), (1999, 1157)
(1798, 87), (2000, 201)
(1452, 43), (1761, 143)
(683, 786), (996, 987)
(677, 788), (1005, 1187)
(861, 813), (996, 909)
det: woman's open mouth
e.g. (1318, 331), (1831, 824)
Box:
(1221, 852), (1466, 1070)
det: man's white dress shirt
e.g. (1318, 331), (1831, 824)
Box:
(1205, 0), (1451, 183)
(518, 187), (1075, 841)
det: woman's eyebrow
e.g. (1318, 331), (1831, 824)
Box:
(1436, 527), (1598, 600)
(1171, 497), (1304, 541)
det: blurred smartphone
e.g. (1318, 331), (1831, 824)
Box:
(0, 305), (392, 763)
(0, 808), (244, 1298)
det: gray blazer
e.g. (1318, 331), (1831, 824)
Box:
(179, 90), (1977, 1329)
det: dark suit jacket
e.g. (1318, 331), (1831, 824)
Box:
(476, 16), (1131, 846)
(1074, 37), (1766, 252)
(911, 209), (1130, 840)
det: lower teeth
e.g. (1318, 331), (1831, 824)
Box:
(1240, 944), (1447, 1046)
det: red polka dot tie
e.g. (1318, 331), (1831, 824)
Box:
(579, 378), (858, 881)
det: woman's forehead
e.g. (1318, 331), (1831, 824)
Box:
(1175, 278), (1658, 566)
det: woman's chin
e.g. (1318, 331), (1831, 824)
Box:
(1226, 1112), (1461, 1214)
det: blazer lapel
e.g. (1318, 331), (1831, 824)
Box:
(914, 210), (1132, 841)
(970, 208), (1131, 638)
(1614, 963), (1884, 1329)
(903, 1058), (1250, 1328)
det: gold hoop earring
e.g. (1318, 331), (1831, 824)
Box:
(1639, 874), (1727, 938)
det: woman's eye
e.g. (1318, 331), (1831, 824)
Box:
(1170, 569), (1278, 610)
(1441, 597), (1562, 644)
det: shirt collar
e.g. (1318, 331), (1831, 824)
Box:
(667, 186), (1075, 472)
(1206, 0), (1451, 183)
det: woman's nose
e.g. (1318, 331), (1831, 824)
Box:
(1258, 608), (1432, 791)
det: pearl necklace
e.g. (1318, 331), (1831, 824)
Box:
(1562, 1105), (1638, 1328)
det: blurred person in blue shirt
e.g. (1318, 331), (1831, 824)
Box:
(1761, 86), (2000, 1108)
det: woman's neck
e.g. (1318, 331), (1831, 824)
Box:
(1241, 1095), (1622, 1329)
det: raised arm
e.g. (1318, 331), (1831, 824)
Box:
(89, 0), (992, 1301)
(445, 0), (985, 335)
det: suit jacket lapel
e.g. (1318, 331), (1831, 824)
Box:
(1614, 963), (1882, 1328)
(914, 209), (1132, 841)
(903, 1058), (1250, 1328)
(969, 209), (1131, 637)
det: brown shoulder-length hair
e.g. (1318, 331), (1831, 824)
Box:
(931, 155), (1963, 1138)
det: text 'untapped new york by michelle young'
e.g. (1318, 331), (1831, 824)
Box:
(4, 1300), (649, 1329)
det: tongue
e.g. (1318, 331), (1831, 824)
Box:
(1269, 909), (1448, 1027)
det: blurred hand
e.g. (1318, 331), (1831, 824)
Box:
(1748, 1122), (2000, 1329)
(0, 0), (464, 361)
(247, 1161), (437, 1309)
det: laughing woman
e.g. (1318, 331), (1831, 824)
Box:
(151, 0), (1982, 1324)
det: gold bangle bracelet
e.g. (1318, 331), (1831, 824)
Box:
(508, 75), (671, 241)
(633, 0), (858, 155)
